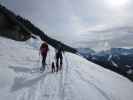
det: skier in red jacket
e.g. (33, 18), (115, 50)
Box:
(39, 42), (49, 71)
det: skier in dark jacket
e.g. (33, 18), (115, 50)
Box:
(55, 45), (64, 72)
(39, 42), (49, 71)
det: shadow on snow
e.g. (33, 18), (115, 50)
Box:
(8, 66), (40, 73)
(9, 66), (51, 92)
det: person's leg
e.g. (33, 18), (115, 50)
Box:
(52, 66), (54, 73)
(54, 65), (56, 72)
(53, 63), (56, 72)
(60, 56), (63, 70)
(42, 56), (46, 70)
(56, 58), (59, 72)
(52, 63), (55, 73)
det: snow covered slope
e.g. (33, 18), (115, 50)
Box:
(0, 37), (133, 100)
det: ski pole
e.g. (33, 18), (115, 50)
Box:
(38, 55), (40, 67)
(47, 51), (50, 69)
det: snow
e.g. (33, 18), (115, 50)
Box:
(0, 37), (133, 100)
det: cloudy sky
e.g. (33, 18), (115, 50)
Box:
(1, 0), (133, 51)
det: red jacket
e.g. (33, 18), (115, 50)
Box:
(40, 42), (49, 56)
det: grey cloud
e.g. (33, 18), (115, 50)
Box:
(2, 0), (133, 49)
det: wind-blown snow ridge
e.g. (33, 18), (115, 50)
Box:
(0, 37), (133, 100)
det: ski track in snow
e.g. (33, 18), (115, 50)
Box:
(66, 57), (115, 100)
(3, 51), (127, 100)
(75, 71), (114, 100)
(1, 37), (133, 100)
(15, 48), (69, 100)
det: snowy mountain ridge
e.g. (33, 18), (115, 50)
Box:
(78, 47), (133, 81)
(0, 37), (133, 100)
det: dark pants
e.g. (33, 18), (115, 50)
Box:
(52, 62), (56, 73)
(42, 55), (46, 70)
(56, 54), (63, 72)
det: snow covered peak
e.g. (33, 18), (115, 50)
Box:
(0, 37), (133, 100)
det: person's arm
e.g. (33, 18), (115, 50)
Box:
(47, 46), (49, 51)
(62, 47), (65, 54)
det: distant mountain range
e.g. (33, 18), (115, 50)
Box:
(77, 48), (95, 58)
(77, 47), (133, 81)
